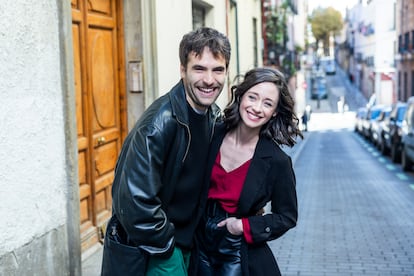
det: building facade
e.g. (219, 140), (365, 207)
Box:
(396, 0), (414, 101)
(346, 0), (396, 105)
(0, 0), (262, 274)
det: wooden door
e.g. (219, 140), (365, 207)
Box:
(71, 0), (126, 252)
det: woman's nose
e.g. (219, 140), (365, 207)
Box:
(251, 101), (262, 112)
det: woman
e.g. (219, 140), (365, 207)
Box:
(195, 67), (303, 276)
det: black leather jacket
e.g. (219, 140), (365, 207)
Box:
(111, 80), (221, 255)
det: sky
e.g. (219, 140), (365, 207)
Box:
(307, 0), (359, 16)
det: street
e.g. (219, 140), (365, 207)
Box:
(271, 69), (414, 275)
(83, 69), (414, 276)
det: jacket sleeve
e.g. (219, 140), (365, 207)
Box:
(112, 123), (175, 256)
(247, 156), (298, 244)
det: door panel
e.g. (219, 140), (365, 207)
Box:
(71, 0), (125, 252)
(87, 9), (119, 231)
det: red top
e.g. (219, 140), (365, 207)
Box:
(208, 151), (254, 243)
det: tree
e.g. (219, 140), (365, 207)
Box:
(309, 7), (343, 55)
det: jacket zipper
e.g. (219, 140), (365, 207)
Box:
(177, 108), (220, 162)
(176, 117), (191, 163)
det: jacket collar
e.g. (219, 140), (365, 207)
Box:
(237, 137), (276, 215)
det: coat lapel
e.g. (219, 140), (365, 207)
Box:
(207, 127), (280, 216)
(237, 137), (276, 215)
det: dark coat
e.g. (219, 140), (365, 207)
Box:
(101, 80), (221, 276)
(203, 124), (298, 276)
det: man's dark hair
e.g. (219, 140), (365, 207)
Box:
(179, 27), (231, 69)
(224, 67), (303, 147)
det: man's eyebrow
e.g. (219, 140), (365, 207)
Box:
(213, 66), (226, 71)
(192, 64), (206, 69)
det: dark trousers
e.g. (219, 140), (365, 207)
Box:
(197, 200), (242, 276)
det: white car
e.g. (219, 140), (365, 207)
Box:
(323, 60), (336, 75)
(320, 56), (336, 75)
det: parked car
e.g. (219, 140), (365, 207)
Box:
(371, 106), (391, 146)
(361, 105), (384, 139)
(401, 97), (414, 171)
(380, 102), (407, 162)
(311, 76), (328, 100)
(355, 107), (367, 133)
(320, 56), (336, 75)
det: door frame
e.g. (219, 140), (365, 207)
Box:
(62, 0), (128, 266)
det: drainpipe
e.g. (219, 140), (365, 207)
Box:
(230, 0), (240, 76)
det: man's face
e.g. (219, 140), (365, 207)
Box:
(180, 47), (227, 112)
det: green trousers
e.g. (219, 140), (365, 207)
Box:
(146, 247), (191, 276)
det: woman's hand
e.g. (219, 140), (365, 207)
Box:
(217, 217), (243, 235)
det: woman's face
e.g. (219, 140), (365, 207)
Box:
(239, 82), (280, 130)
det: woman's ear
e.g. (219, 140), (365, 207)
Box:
(272, 112), (277, 117)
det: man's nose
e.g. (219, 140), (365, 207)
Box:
(203, 71), (214, 85)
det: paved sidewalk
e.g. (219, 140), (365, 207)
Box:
(336, 66), (368, 111)
(82, 243), (103, 276)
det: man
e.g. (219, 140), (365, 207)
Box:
(101, 27), (231, 276)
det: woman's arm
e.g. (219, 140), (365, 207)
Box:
(242, 156), (298, 244)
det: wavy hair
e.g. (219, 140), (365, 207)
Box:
(224, 67), (303, 147)
(179, 27), (231, 69)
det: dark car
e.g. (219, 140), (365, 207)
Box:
(380, 102), (407, 162)
(401, 97), (414, 171)
(311, 76), (328, 100)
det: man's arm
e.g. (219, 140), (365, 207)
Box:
(113, 124), (175, 256)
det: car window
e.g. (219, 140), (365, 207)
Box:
(397, 106), (407, 122)
(371, 109), (381, 119)
(406, 105), (414, 128)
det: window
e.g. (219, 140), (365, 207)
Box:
(253, 18), (258, 67)
(404, 72), (408, 101)
(192, 4), (205, 29)
(405, 32), (410, 51)
(411, 31), (414, 52)
(398, 71), (401, 100)
(412, 71), (414, 97)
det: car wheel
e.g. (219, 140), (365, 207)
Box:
(401, 147), (412, 171)
(391, 143), (401, 163)
(380, 140), (388, 155)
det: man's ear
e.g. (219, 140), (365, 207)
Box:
(180, 65), (186, 78)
